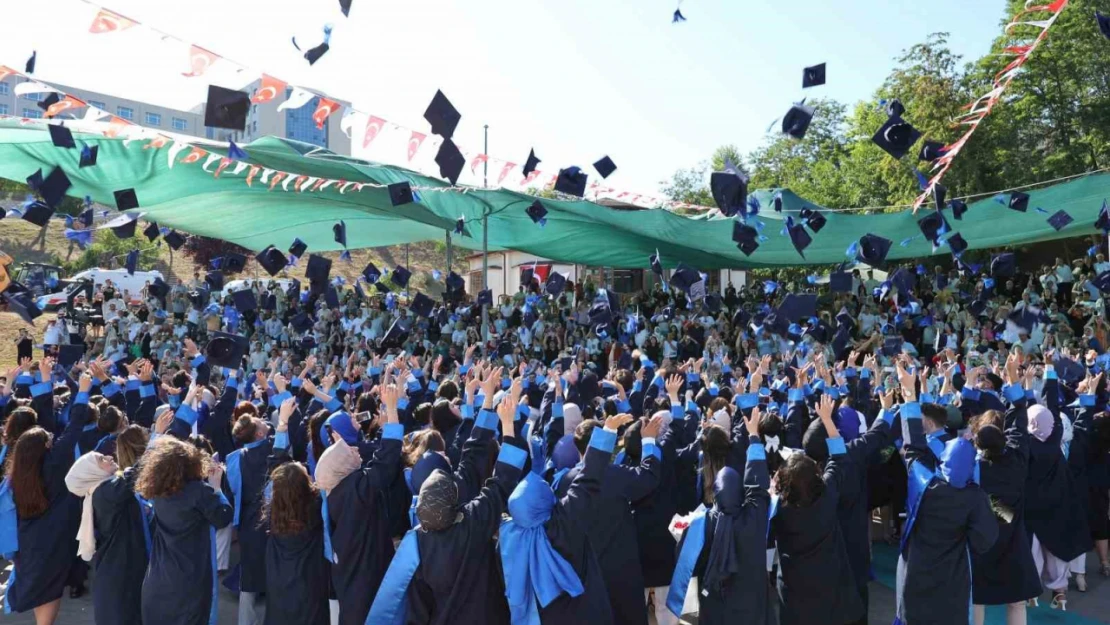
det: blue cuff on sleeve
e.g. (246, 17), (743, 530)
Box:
(589, 427), (618, 454)
(826, 437), (847, 456)
(517, 405), (530, 421)
(274, 431), (290, 450)
(1025, 389), (1034, 400)
(191, 355), (206, 368)
(74, 391), (90, 405)
(670, 404), (683, 420)
(1080, 394), (1097, 407)
(685, 399), (698, 414)
(324, 397), (342, 412)
(226, 377), (239, 390)
(398, 397), (410, 411)
(1002, 384), (1025, 403)
(101, 382), (121, 397)
(475, 409), (499, 431)
(722, 365), (732, 374)
(803, 383), (814, 397)
(901, 401), (922, 420)
(921, 392), (935, 404)
(1044, 367), (1057, 381)
(498, 444), (527, 470)
(15, 374), (33, 386)
(747, 444), (767, 461)
(126, 379), (141, 391)
(616, 399), (631, 413)
(382, 423), (404, 441)
(461, 404), (475, 420)
(643, 441), (662, 461)
(859, 368), (870, 380)
(30, 381), (52, 398)
(686, 373), (699, 383)
(338, 381), (350, 393)
(652, 375), (664, 389)
(825, 387), (840, 400)
(844, 368), (857, 379)
(370, 366), (383, 376)
(788, 388), (804, 404)
(552, 401), (564, 418)
(736, 393), (759, 410)
(458, 364), (469, 376)
(413, 369), (424, 378)
(140, 384), (156, 399)
(880, 409), (896, 426)
(961, 387), (981, 402)
(270, 391), (293, 408)
(290, 378), (302, 389)
(632, 381), (643, 393)
(176, 404), (198, 425)
(428, 381), (439, 392)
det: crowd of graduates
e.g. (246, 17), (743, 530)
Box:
(0, 248), (1109, 625)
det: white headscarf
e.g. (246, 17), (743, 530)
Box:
(563, 403), (583, 436)
(64, 452), (116, 561)
(709, 409), (731, 432)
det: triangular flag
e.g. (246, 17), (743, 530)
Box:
(363, 116), (386, 148)
(312, 97), (341, 129)
(407, 131), (426, 161)
(89, 8), (137, 33)
(181, 45), (219, 78)
(251, 74), (287, 104)
(45, 95), (86, 118)
(277, 87), (316, 112)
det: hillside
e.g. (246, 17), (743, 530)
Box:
(0, 219), (467, 366)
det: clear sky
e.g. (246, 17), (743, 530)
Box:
(0, 0), (1010, 199)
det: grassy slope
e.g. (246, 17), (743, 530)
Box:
(0, 220), (465, 367)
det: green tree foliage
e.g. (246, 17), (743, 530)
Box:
(66, 230), (159, 274)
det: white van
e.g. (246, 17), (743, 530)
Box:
(37, 268), (166, 311)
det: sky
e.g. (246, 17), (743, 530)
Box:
(0, 0), (1011, 199)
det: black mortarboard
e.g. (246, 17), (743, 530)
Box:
(256, 247), (286, 276)
(286, 279), (301, 302)
(333, 220), (347, 248)
(1007, 307), (1042, 333)
(21, 201), (54, 227)
(554, 167), (588, 198)
(593, 156), (617, 179)
(948, 199), (967, 220)
(306, 254), (332, 284)
(588, 301), (612, 326)
(882, 336), (903, 357)
(1007, 192), (1029, 212)
(221, 253), (247, 273)
(990, 253), (1016, 278)
(1047, 210), (1073, 232)
(25, 51), (36, 74)
(670, 264), (701, 294)
(434, 139), (465, 185)
(704, 292), (722, 314)
(445, 271), (465, 292)
(856, 233), (892, 267)
(291, 312), (313, 332)
(886, 99), (905, 118)
(782, 103), (815, 140)
(946, 232), (968, 256)
(205, 270), (225, 292)
(932, 183), (947, 211)
(520, 266), (535, 288)
(799, 207), (826, 232)
(151, 277), (171, 300)
(362, 262), (381, 283)
(522, 149), (541, 178)
(3, 290), (41, 325)
(917, 209), (949, 245)
(231, 288), (257, 312)
(778, 293), (817, 322)
(375, 281), (392, 293)
(189, 287), (209, 310)
(788, 219), (812, 257)
(1098, 11), (1110, 40)
(25, 168), (43, 192)
(203, 85), (251, 132)
(49, 124), (76, 149)
(710, 171), (747, 217)
(79, 145), (99, 168)
(339, 0), (353, 16)
(205, 331), (249, 369)
(302, 41), (329, 65)
(802, 62), (826, 88)
(142, 222), (159, 242)
(545, 272), (566, 296)
(388, 181), (414, 206)
(423, 90), (461, 140)
(115, 188), (139, 210)
(38, 92), (60, 113)
(732, 221), (758, 246)
(919, 141), (947, 162)
(476, 289), (492, 307)
(103, 213), (138, 238)
(525, 200), (548, 226)
(288, 238), (308, 258)
(39, 167), (71, 209)
(381, 317), (411, 348)
(891, 268), (915, 299)
(604, 289), (621, 315)
(125, 249), (138, 275)
(57, 344), (86, 369)
(830, 271), (852, 293)
(969, 300), (987, 317)
(872, 116), (921, 160)
(163, 230), (186, 250)
(410, 292), (434, 318)
(391, 265), (411, 288)
(324, 286), (340, 308)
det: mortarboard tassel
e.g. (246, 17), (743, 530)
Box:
(672, 8), (686, 23)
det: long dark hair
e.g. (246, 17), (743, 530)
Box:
(776, 454), (825, 508)
(265, 462), (317, 536)
(308, 409), (329, 463)
(700, 424), (730, 506)
(7, 427), (51, 518)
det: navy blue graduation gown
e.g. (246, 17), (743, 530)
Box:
(90, 466), (150, 625)
(141, 480), (233, 625)
(1023, 404), (1092, 561)
(327, 433), (402, 625)
(264, 492), (330, 625)
(633, 415), (694, 588)
(837, 413), (895, 604)
(228, 436), (274, 593)
(5, 394), (86, 613)
(554, 439), (661, 625)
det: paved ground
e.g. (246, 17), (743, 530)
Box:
(2, 548), (1107, 623)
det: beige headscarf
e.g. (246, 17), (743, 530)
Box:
(562, 403), (583, 436)
(64, 452), (116, 561)
(314, 439), (362, 493)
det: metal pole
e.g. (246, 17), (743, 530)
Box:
(405, 244), (410, 271)
(481, 124), (490, 343)
(445, 231), (452, 276)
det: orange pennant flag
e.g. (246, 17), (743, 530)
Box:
(103, 116), (130, 138)
(144, 135), (171, 149)
(45, 95), (86, 118)
(312, 97), (341, 129)
(89, 8), (137, 34)
(269, 172), (286, 191)
(246, 166), (260, 187)
(182, 45), (219, 78)
(181, 147), (208, 164)
(251, 74), (288, 104)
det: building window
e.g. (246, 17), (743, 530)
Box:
(0, 83), (9, 96)
(88, 100), (106, 110)
(468, 271), (484, 294)
(117, 106), (133, 120)
(145, 112), (161, 126)
(22, 91), (42, 102)
(284, 93), (329, 148)
(0, 104), (8, 115)
(22, 108), (42, 119)
(172, 117), (188, 131)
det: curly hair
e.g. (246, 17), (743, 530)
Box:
(776, 454), (825, 508)
(135, 437), (209, 500)
(7, 427), (51, 518)
(969, 410), (1006, 462)
(264, 462), (317, 536)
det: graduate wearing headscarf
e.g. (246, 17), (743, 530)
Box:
(667, 407), (770, 625)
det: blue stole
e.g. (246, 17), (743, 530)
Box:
(529, 436), (546, 475)
(76, 423), (98, 461)
(365, 529), (421, 625)
(0, 445), (7, 469)
(226, 438), (267, 527)
(135, 493), (154, 557)
(0, 476), (17, 559)
(321, 492), (337, 564)
(900, 460), (937, 555)
(551, 468), (571, 493)
(667, 511), (707, 617)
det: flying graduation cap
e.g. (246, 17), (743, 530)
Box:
(391, 265), (411, 288)
(919, 141), (947, 162)
(114, 188), (139, 211)
(554, 167), (588, 197)
(1097, 11), (1110, 40)
(917, 210), (949, 246)
(948, 199), (968, 220)
(289, 238), (308, 258)
(710, 171), (747, 217)
(37, 167), (71, 209)
(435, 139), (465, 185)
(163, 230), (186, 250)
(1047, 210), (1073, 232)
(732, 221), (759, 256)
(522, 149), (541, 178)
(525, 200), (548, 226)
(204, 85), (251, 132)
(802, 63), (826, 88)
(388, 182), (414, 206)
(855, 233), (892, 267)
(256, 246), (287, 276)
(48, 124), (76, 149)
(787, 217), (812, 258)
(293, 25), (331, 65)
(79, 145), (99, 168)
(1007, 191), (1029, 212)
(333, 220), (347, 248)
(781, 103), (815, 140)
(362, 261), (381, 284)
(424, 90), (461, 140)
(593, 156), (617, 179)
(872, 116), (922, 160)
(799, 207), (826, 232)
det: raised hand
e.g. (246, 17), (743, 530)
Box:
(278, 396), (297, 430)
(744, 406), (762, 438)
(78, 370), (93, 393)
(497, 394), (518, 433)
(154, 408), (174, 435)
(642, 414), (664, 439)
(664, 374), (683, 399)
(604, 413), (634, 432)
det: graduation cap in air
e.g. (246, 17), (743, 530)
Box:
(190, 287), (210, 310)
(381, 317), (411, 348)
(946, 232), (968, 256)
(220, 253), (247, 274)
(545, 271), (566, 296)
(948, 199), (967, 220)
(1007, 307), (1043, 334)
(1097, 11), (1110, 41)
(115, 189), (139, 211)
(79, 207), (93, 228)
(25, 168), (44, 194)
(919, 141), (947, 163)
(917, 210), (949, 246)
(388, 182), (414, 206)
(930, 183), (948, 211)
(391, 265), (411, 288)
(339, 0), (353, 16)
(292, 27), (331, 65)
(703, 292), (722, 314)
(288, 238), (308, 258)
(410, 292), (434, 318)
(435, 139), (465, 185)
(38, 92), (58, 114)
(520, 266), (535, 288)
(205, 331), (249, 369)
(79, 145), (99, 168)
(872, 116), (922, 160)
(125, 249), (139, 275)
(4, 291), (42, 325)
(778, 293), (817, 322)
(787, 218), (812, 258)
(799, 207), (826, 232)
(48, 124), (76, 149)
(525, 200), (548, 226)
(163, 230), (186, 250)
(829, 271), (852, 293)
(204, 85), (251, 132)
(554, 167), (588, 198)
(288, 313), (312, 334)
(101, 213), (139, 238)
(375, 280), (392, 293)
(333, 220), (347, 248)
(1047, 210), (1072, 232)
(523, 149), (541, 178)
(362, 262), (381, 284)
(20, 201), (54, 227)
(710, 171), (747, 217)
(476, 289), (493, 307)
(231, 289), (257, 313)
(306, 255), (332, 284)
(802, 63), (826, 88)
(56, 344), (86, 369)
(445, 271), (465, 293)
(141, 222), (159, 242)
(856, 233), (892, 267)
(670, 263), (701, 294)
(782, 103), (815, 140)
(324, 286), (340, 308)
(990, 253), (1016, 278)
(25, 51), (36, 74)
(732, 221), (759, 256)
(588, 300), (613, 326)
(1007, 192), (1029, 212)
(593, 156), (617, 179)
(205, 270), (225, 292)
(150, 277), (170, 300)
(38, 167), (71, 209)
(881, 336), (903, 357)
(423, 90), (461, 140)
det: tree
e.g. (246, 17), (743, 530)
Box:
(66, 230), (160, 273)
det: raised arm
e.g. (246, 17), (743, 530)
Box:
(559, 413), (630, 522)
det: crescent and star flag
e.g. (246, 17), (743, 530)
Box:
(89, 8), (137, 33)
(251, 74), (287, 104)
(45, 95), (86, 118)
(470, 154), (488, 174)
(363, 116), (386, 148)
(312, 97), (341, 129)
(181, 147), (207, 164)
(182, 45), (219, 77)
(497, 162), (516, 185)
(407, 131), (426, 161)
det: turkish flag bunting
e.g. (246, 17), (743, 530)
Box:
(89, 8), (137, 34)
(246, 166), (260, 187)
(181, 147), (207, 164)
(363, 116), (386, 148)
(497, 162), (516, 185)
(45, 95), (86, 118)
(312, 97), (341, 129)
(182, 45), (219, 78)
(521, 170), (542, 186)
(144, 135), (171, 149)
(407, 131), (426, 162)
(251, 74), (287, 104)
(0, 66), (18, 82)
(470, 154), (488, 174)
(103, 116), (130, 138)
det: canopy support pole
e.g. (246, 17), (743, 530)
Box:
(481, 124), (490, 344)
(445, 231), (453, 278)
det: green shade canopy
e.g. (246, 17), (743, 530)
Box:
(0, 119), (1105, 269)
